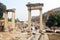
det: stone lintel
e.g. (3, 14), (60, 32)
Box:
(26, 3), (44, 7)
(6, 8), (15, 12)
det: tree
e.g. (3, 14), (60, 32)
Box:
(57, 14), (60, 27)
(46, 14), (60, 30)
(0, 2), (6, 19)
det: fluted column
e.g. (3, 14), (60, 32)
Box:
(4, 11), (8, 31)
(12, 10), (15, 31)
(39, 8), (43, 31)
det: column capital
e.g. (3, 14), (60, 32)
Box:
(39, 8), (42, 11)
(5, 11), (8, 13)
(28, 9), (31, 11)
(12, 8), (16, 10)
(27, 7), (31, 11)
(12, 10), (15, 14)
(13, 10), (15, 12)
(12, 8), (16, 13)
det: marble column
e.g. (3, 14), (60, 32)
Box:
(4, 11), (8, 31)
(12, 10), (15, 31)
(28, 9), (31, 32)
(39, 8), (43, 31)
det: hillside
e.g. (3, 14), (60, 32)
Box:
(32, 7), (60, 22)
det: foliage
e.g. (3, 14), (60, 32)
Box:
(0, 2), (6, 18)
(0, 3), (6, 12)
(0, 18), (4, 20)
(46, 14), (60, 28)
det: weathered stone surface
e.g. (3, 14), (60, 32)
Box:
(0, 31), (28, 40)
(0, 28), (40, 40)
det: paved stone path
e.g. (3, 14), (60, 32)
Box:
(28, 33), (40, 40)
(0, 29), (49, 40)
(39, 33), (49, 40)
(0, 32), (28, 40)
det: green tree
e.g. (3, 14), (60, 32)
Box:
(57, 14), (60, 27)
(46, 14), (60, 30)
(0, 2), (6, 19)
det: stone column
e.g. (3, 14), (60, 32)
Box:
(12, 10), (15, 31)
(4, 11), (8, 31)
(39, 8), (43, 31)
(28, 9), (31, 32)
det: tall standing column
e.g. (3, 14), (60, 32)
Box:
(12, 10), (15, 31)
(39, 8), (43, 31)
(28, 9), (31, 32)
(4, 11), (8, 31)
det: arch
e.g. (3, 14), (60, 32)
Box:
(26, 2), (44, 32)
(4, 8), (16, 31)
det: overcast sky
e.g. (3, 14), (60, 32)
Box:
(0, 0), (60, 21)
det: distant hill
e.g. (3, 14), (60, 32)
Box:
(43, 7), (60, 16)
(32, 7), (60, 22)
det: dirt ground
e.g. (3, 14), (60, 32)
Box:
(48, 33), (60, 40)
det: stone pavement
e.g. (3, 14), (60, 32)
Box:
(0, 31), (50, 40)
(0, 32), (28, 40)
(39, 33), (49, 40)
(28, 33), (40, 40)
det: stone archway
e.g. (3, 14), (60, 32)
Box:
(4, 8), (16, 31)
(26, 2), (44, 32)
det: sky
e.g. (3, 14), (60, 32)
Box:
(0, 0), (60, 21)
